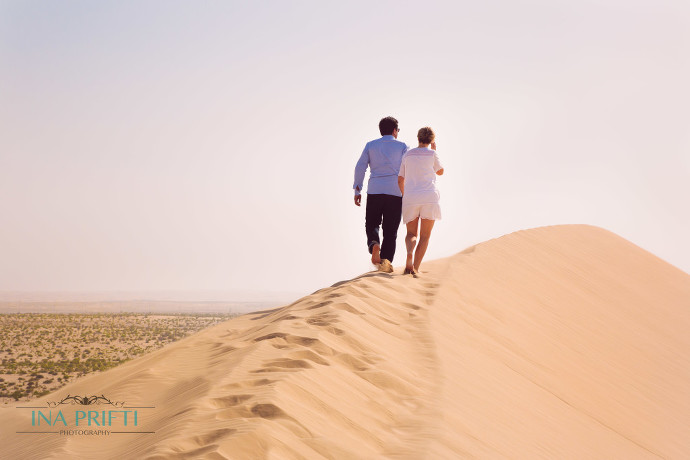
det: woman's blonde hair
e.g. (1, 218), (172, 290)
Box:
(417, 127), (435, 144)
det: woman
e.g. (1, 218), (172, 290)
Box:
(397, 127), (444, 276)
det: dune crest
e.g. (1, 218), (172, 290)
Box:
(2, 225), (689, 459)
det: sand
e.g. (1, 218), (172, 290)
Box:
(1, 225), (688, 459)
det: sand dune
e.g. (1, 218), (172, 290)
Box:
(2, 225), (689, 459)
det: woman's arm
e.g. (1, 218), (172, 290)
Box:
(398, 176), (405, 195)
(433, 148), (443, 175)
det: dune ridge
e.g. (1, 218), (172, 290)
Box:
(1, 225), (688, 459)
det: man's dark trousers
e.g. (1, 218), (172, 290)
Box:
(365, 193), (402, 262)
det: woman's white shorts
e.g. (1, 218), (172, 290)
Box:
(402, 203), (442, 224)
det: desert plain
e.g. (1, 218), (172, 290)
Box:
(0, 314), (233, 404)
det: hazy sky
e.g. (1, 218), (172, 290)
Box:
(1, 0), (689, 298)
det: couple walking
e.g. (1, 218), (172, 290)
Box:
(353, 116), (444, 277)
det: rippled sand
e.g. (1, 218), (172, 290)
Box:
(2, 225), (688, 459)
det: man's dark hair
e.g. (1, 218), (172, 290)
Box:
(379, 116), (399, 136)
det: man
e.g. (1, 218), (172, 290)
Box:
(353, 116), (408, 273)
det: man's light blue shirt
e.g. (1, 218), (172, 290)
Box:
(353, 135), (408, 197)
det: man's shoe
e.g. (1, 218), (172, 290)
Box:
(379, 259), (394, 273)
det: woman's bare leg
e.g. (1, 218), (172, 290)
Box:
(413, 219), (435, 271)
(405, 218), (419, 272)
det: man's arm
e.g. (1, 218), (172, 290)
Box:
(354, 186), (362, 206)
(398, 176), (405, 196)
(353, 145), (369, 206)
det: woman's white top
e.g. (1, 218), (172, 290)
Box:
(398, 147), (443, 205)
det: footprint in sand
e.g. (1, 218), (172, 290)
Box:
(286, 350), (330, 366)
(305, 300), (332, 310)
(249, 404), (312, 436)
(331, 303), (365, 315)
(334, 353), (371, 372)
(248, 307), (285, 321)
(260, 358), (312, 369)
(271, 314), (301, 322)
(193, 428), (237, 444)
(222, 378), (276, 390)
(211, 394), (254, 408)
(254, 332), (322, 347)
(306, 312), (339, 326)
(253, 332), (288, 341)
(210, 344), (237, 358)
